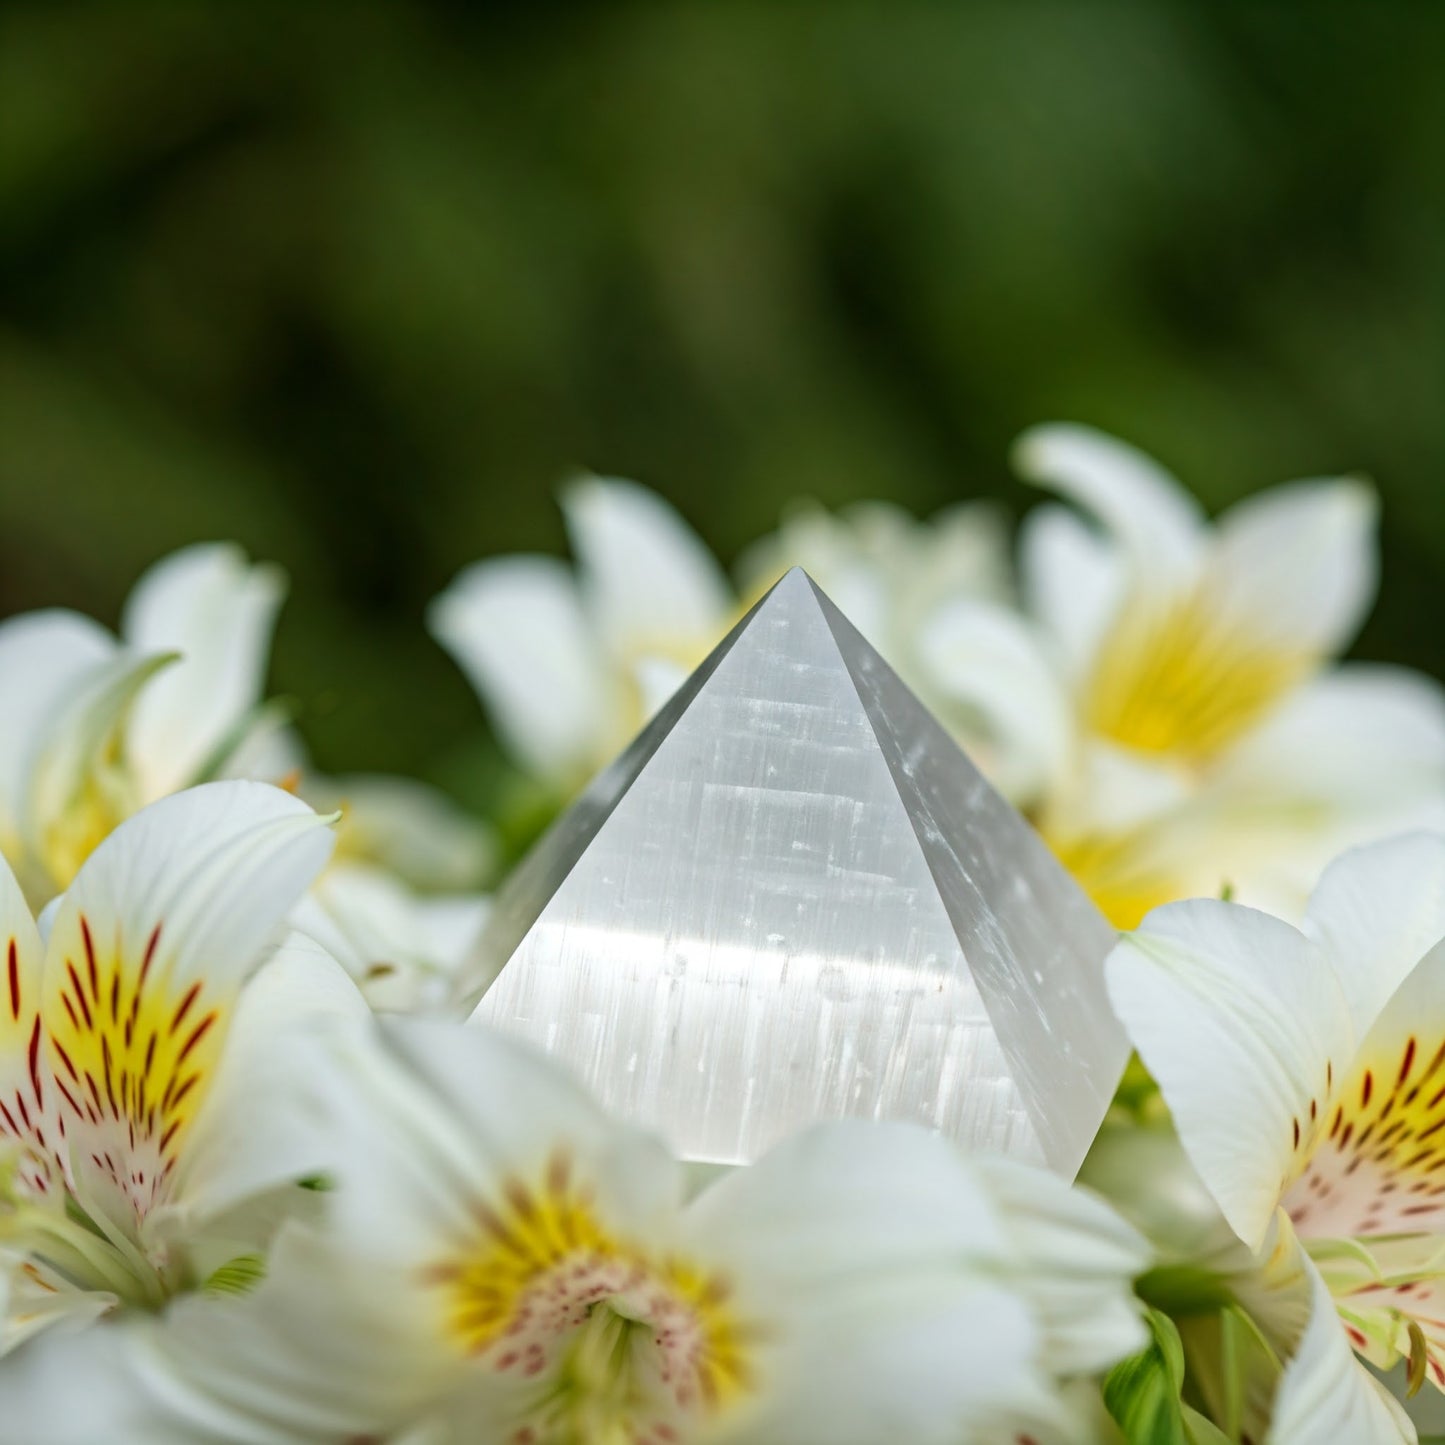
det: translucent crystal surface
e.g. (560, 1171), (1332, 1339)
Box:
(467, 569), (1127, 1175)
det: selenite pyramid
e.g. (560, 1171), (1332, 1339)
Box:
(466, 569), (1127, 1176)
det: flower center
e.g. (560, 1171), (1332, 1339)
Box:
(428, 1155), (756, 1444)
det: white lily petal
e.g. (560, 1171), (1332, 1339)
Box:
(298, 861), (489, 1011)
(121, 544), (286, 799)
(321, 1017), (681, 1272)
(1215, 666), (1445, 818)
(41, 783), (334, 1234)
(1204, 477), (1377, 660)
(316, 773), (495, 891)
(21, 647), (176, 895)
(1011, 423), (1205, 584)
(711, 1276), (1051, 1445)
(1107, 900), (1355, 1251)
(0, 851), (55, 1200)
(0, 1226), (431, 1443)
(683, 1121), (1007, 1279)
(159, 933), (366, 1230)
(0, 610), (115, 857)
(1269, 1226), (1416, 1444)
(1303, 833), (1445, 1043)
(429, 555), (616, 781)
(973, 1155), (1149, 1376)
(1019, 501), (1125, 683)
(684, 1123), (1059, 1445)
(563, 474), (732, 654)
(1284, 936), (1445, 1240)
(915, 597), (1074, 804)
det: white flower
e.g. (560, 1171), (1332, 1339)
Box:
(1014, 424), (1445, 925)
(1106, 831), (1445, 1441)
(430, 476), (734, 791)
(0, 549), (495, 1010)
(0, 544), (284, 901)
(283, 766), (496, 1012)
(0, 781), (362, 1352)
(4, 1019), (1148, 1443)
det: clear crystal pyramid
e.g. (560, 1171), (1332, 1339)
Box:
(466, 569), (1127, 1175)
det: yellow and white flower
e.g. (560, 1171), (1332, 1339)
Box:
(1106, 831), (1445, 1441)
(1014, 424), (1445, 925)
(0, 543), (285, 903)
(0, 780), (361, 1354)
(6, 1019), (1147, 1443)
(0, 548), (493, 1011)
(430, 476), (735, 794)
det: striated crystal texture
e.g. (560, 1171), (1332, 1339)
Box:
(465, 569), (1126, 1175)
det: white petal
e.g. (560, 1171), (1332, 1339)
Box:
(1203, 477), (1377, 661)
(40, 783), (334, 1231)
(1107, 900), (1355, 1250)
(0, 1228), (435, 1443)
(914, 598), (1074, 804)
(121, 544), (286, 799)
(1269, 1231), (1416, 1444)
(158, 933), (367, 1230)
(297, 861), (489, 1012)
(22, 649), (175, 877)
(51, 781), (334, 1006)
(1303, 832), (1445, 1043)
(973, 1156), (1149, 1376)
(315, 772), (495, 891)
(0, 850), (55, 1197)
(0, 610), (115, 856)
(318, 1017), (681, 1272)
(429, 555), (616, 781)
(1284, 934), (1445, 1240)
(686, 1122), (1056, 1444)
(1019, 501), (1125, 683)
(1187, 672), (1445, 920)
(563, 474), (732, 654)
(1011, 423), (1205, 584)
(1214, 668), (1445, 817)
(712, 1277), (1051, 1445)
(683, 1121), (1008, 1279)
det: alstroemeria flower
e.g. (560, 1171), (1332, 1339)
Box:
(1013, 424), (1445, 925)
(0, 543), (284, 902)
(250, 746), (496, 1011)
(0, 780), (360, 1350)
(16, 1019), (1148, 1443)
(1107, 832), (1445, 1441)
(1, 550), (495, 1012)
(430, 476), (735, 793)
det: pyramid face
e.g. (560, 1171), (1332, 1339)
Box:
(468, 569), (1127, 1176)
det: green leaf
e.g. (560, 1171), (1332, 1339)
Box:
(203, 1253), (266, 1297)
(1136, 1264), (1236, 1317)
(1103, 1308), (1191, 1445)
(1182, 1404), (1234, 1445)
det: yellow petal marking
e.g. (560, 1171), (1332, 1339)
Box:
(1287, 1037), (1445, 1240)
(1085, 594), (1310, 760)
(1041, 825), (1188, 930)
(43, 915), (226, 1219)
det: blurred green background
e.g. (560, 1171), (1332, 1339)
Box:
(1, 2), (1440, 816)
